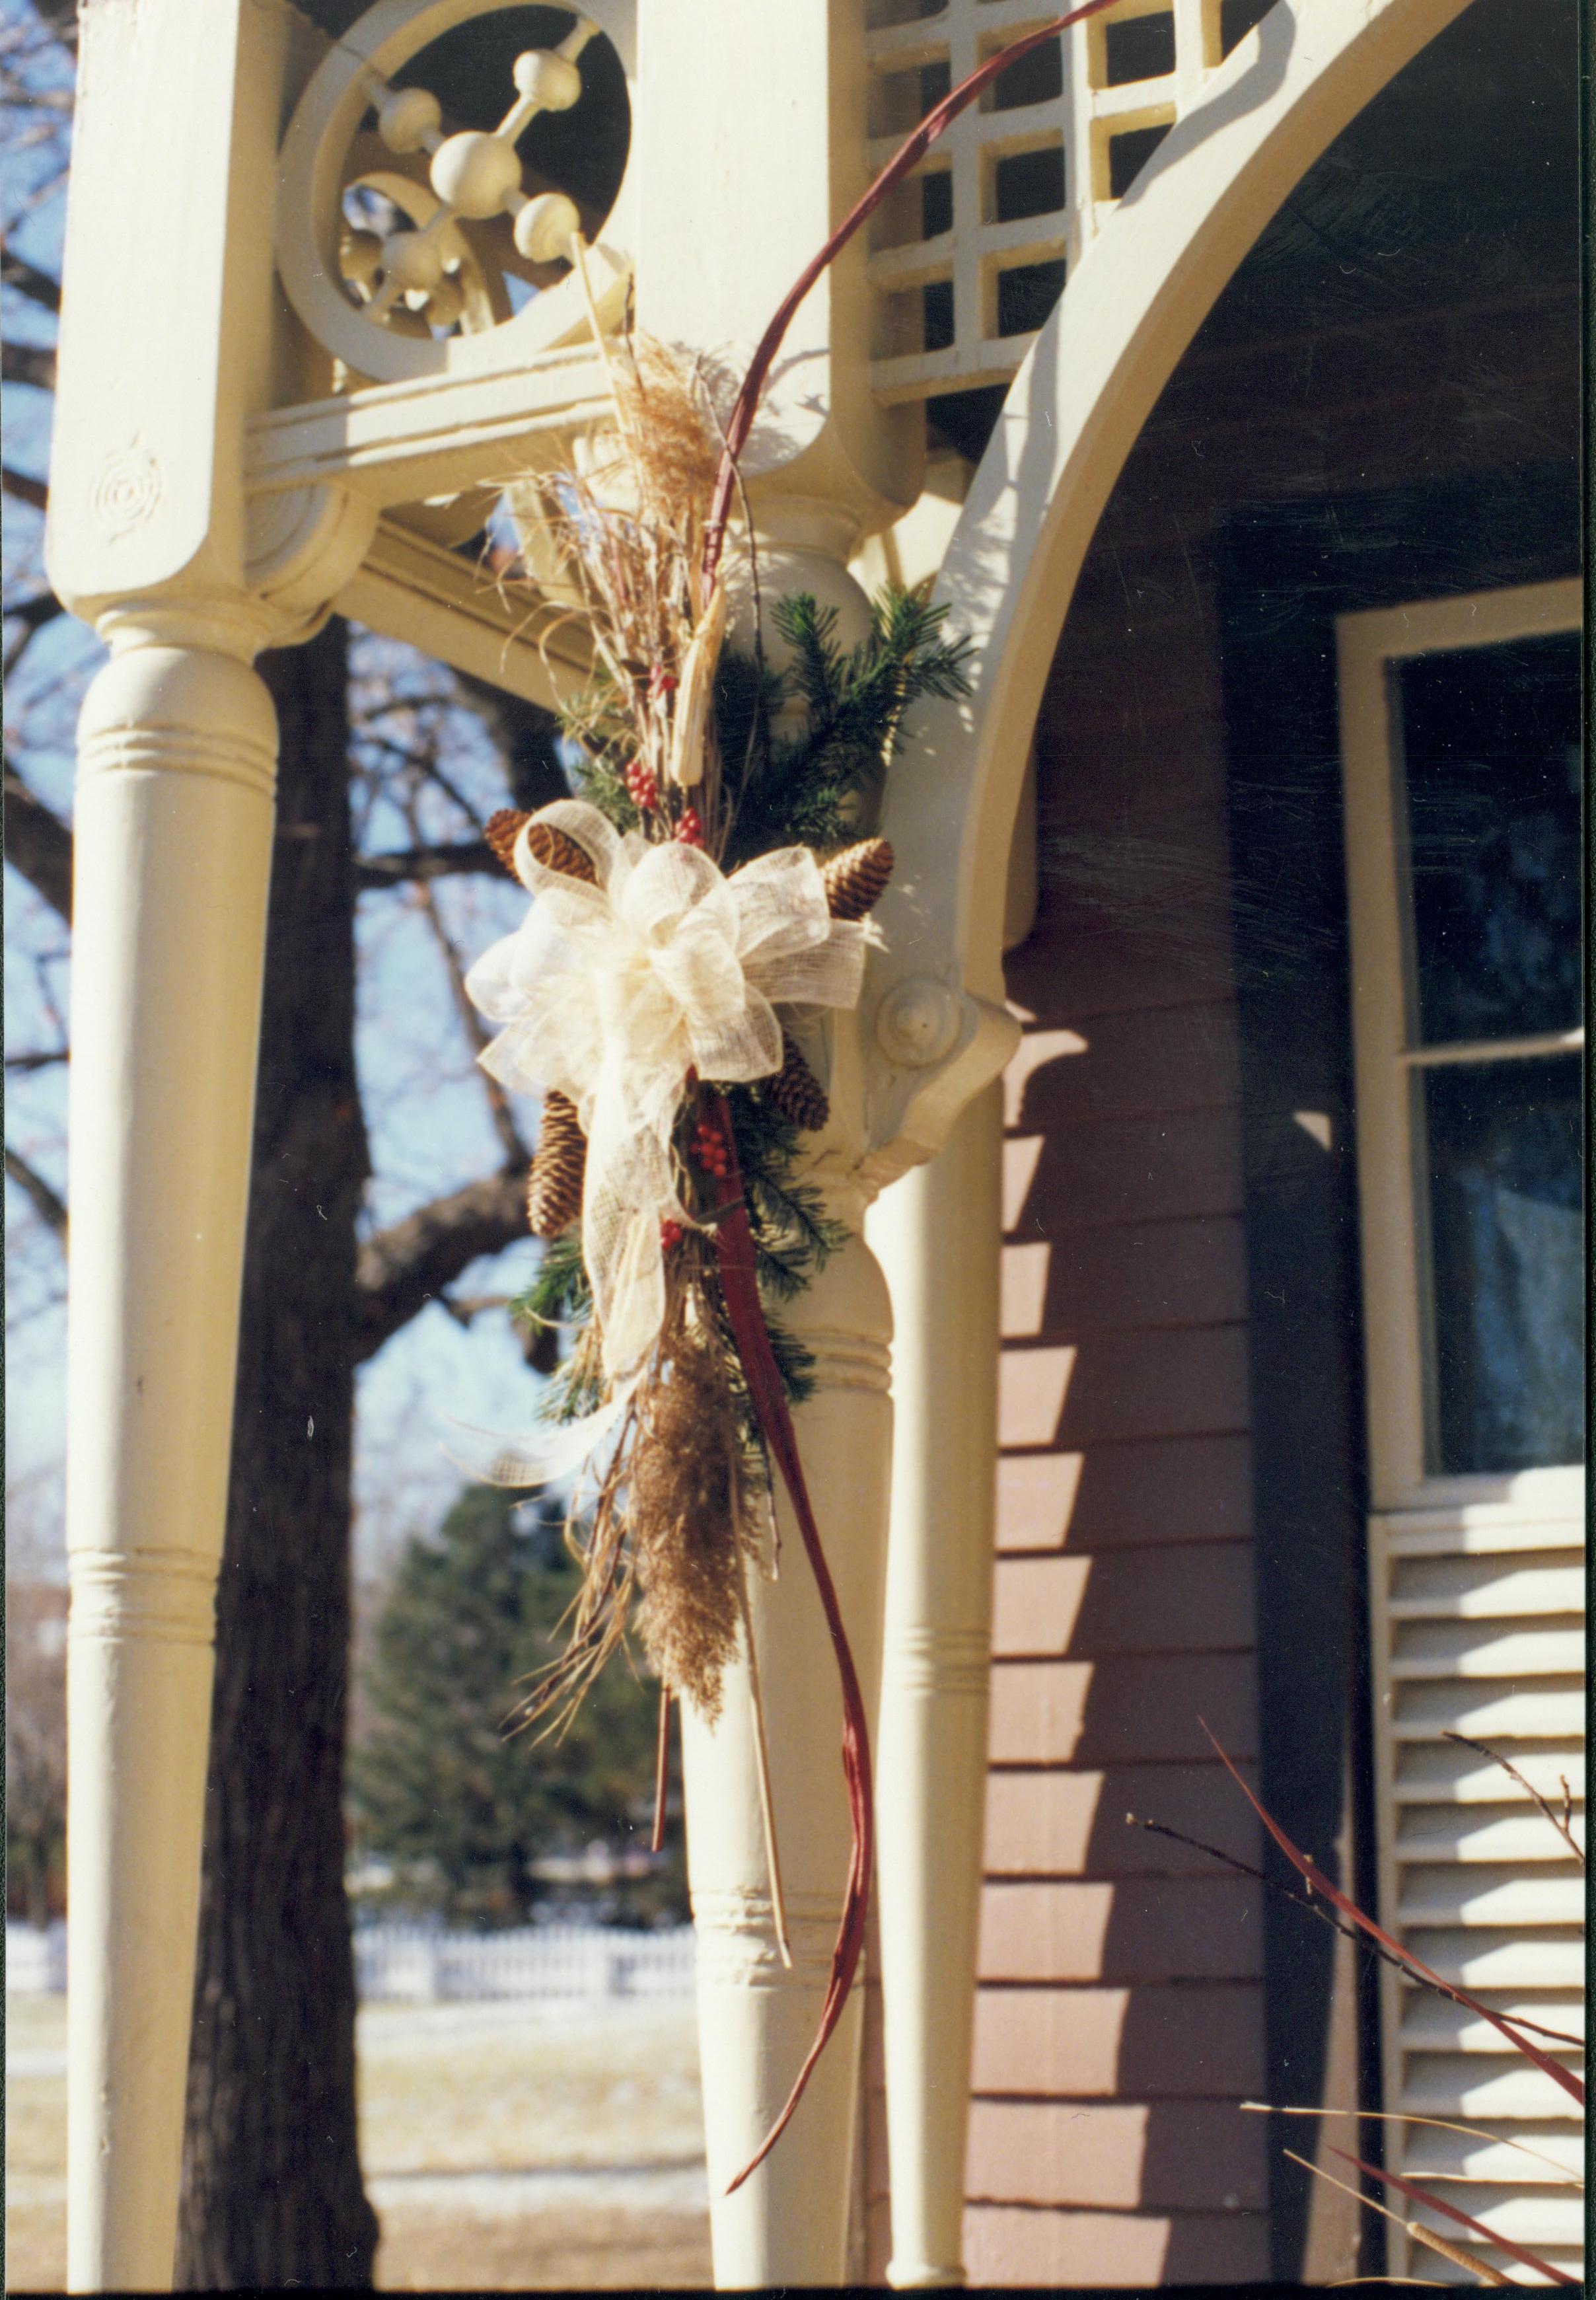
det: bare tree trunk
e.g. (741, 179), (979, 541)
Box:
(177, 620), (379, 2287)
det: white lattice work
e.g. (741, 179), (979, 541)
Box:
(865, 0), (1270, 402)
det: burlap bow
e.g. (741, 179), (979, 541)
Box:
(465, 801), (866, 1379)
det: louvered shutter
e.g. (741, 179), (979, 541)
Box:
(1369, 1492), (1585, 2283)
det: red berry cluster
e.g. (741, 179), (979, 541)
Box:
(648, 665), (678, 701)
(691, 1118), (730, 1180)
(659, 1218), (684, 1252)
(626, 757), (657, 813)
(674, 809), (705, 848)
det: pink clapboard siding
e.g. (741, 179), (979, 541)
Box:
(965, 548), (1268, 2283)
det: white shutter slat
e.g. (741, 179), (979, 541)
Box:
(1402, 2057), (1583, 2123)
(1403, 2129), (1584, 2184)
(1392, 1680), (1585, 1740)
(1389, 1555), (1587, 1617)
(1393, 1744), (1586, 1804)
(1395, 1808), (1585, 1863)
(1389, 1620), (1584, 1678)
(1408, 1929), (1585, 1989)
(1408, 2191), (1588, 2248)
(1398, 1866), (1585, 1927)
(1399, 1994), (1585, 2053)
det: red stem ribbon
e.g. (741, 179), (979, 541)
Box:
(702, 1090), (873, 2194)
(700, 0), (1128, 595)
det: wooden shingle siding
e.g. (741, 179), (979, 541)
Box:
(973, 549), (1267, 2280)
(996, 1434), (1254, 1553)
(968, 2098), (1269, 2210)
(965, 2204), (1270, 2285)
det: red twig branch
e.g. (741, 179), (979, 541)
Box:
(1204, 1722), (1585, 2107)
(700, 0), (1127, 594)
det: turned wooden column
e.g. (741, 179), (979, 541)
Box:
(869, 1086), (1003, 2287)
(64, 618), (279, 2289)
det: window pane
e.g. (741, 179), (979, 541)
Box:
(1398, 632), (1581, 1043)
(1422, 1055), (1583, 1473)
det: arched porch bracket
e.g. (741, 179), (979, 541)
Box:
(863, 0), (1476, 1180)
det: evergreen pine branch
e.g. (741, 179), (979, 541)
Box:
(510, 1230), (591, 1334)
(569, 751), (642, 833)
(727, 1086), (848, 1293)
(724, 583), (972, 860)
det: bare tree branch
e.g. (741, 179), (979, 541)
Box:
(3, 766), (72, 920)
(5, 1145), (66, 1238)
(21, 0), (77, 46)
(453, 675), (570, 813)
(4, 586), (64, 675)
(5, 1047), (67, 1071)
(1, 463), (48, 511)
(2, 336), (54, 389)
(409, 875), (526, 1164)
(1, 248), (60, 313)
(355, 838), (502, 889)
(353, 1169), (529, 1362)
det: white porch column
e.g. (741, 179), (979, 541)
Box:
(869, 1085), (1003, 2289)
(680, 1205), (894, 2287)
(63, 614), (279, 2291)
(42, 3), (308, 2274)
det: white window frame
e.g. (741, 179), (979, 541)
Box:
(1338, 578), (1586, 2285)
(1338, 575), (1585, 1518)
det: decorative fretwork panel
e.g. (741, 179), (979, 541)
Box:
(865, 0), (1274, 402)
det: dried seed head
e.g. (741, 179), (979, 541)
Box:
(629, 1329), (745, 1722)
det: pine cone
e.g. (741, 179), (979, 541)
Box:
(485, 809), (530, 875)
(527, 1091), (587, 1237)
(764, 1029), (830, 1132)
(822, 837), (894, 921)
(484, 810), (599, 887)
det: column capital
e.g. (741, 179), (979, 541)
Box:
(635, 0), (924, 550)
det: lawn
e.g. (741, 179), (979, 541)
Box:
(5, 1994), (711, 2290)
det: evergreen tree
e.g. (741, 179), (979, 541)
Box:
(351, 1485), (682, 1924)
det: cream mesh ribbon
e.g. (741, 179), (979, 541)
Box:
(465, 800), (867, 1379)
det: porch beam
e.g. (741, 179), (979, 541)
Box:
(334, 518), (589, 710)
(244, 343), (612, 508)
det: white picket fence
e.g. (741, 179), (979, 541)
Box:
(353, 1922), (696, 2003)
(6, 1919), (67, 1994)
(5, 1918), (693, 2005)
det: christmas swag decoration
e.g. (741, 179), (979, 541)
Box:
(462, 0), (1126, 2193)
